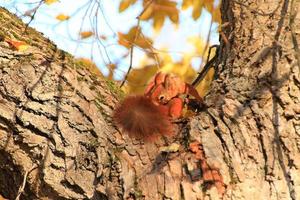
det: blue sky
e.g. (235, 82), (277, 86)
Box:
(1, 0), (219, 79)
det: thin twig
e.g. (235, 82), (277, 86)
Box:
(120, 1), (154, 88)
(137, 0), (154, 19)
(191, 13), (215, 88)
(24, 0), (44, 33)
(15, 164), (38, 200)
(120, 21), (141, 88)
(72, 0), (94, 55)
(198, 15), (213, 70)
(140, 32), (161, 68)
(192, 45), (219, 87)
(1, 0), (43, 31)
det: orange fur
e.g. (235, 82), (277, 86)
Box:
(114, 72), (203, 141)
(113, 96), (174, 141)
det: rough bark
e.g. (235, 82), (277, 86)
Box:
(0, 0), (300, 199)
(0, 7), (121, 200)
(208, 0), (300, 199)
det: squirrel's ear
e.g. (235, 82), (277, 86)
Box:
(144, 72), (166, 96)
(154, 72), (167, 85)
(144, 78), (155, 96)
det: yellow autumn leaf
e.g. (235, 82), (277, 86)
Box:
(196, 67), (215, 97)
(140, 0), (179, 31)
(183, 0), (220, 20)
(153, 12), (165, 31)
(188, 36), (206, 55)
(17, 44), (29, 51)
(119, 0), (137, 12)
(56, 14), (70, 21)
(212, 5), (221, 24)
(80, 31), (94, 39)
(118, 32), (131, 48)
(118, 26), (153, 49)
(168, 9), (179, 23)
(203, 0), (214, 13)
(158, 0), (179, 29)
(192, 0), (204, 20)
(124, 64), (158, 94)
(5, 39), (29, 51)
(182, 0), (193, 10)
(45, 0), (59, 5)
(139, 5), (153, 20)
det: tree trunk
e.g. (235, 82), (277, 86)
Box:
(0, 8), (121, 200)
(0, 0), (300, 199)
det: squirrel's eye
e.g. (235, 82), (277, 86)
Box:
(158, 95), (165, 101)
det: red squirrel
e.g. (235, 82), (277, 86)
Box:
(113, 72), (203, 141)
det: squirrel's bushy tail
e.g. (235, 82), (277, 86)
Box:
(113, 96), (174, 141)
